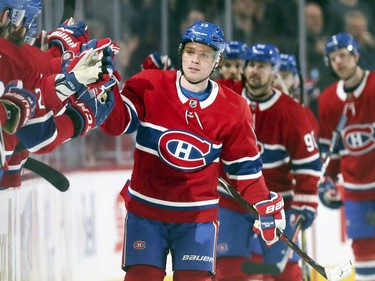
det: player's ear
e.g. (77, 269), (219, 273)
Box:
(0, 9), (11, 26)
(214, 53), (224, 69)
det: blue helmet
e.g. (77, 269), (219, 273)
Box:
(279, 53), (297, 74)
(181, 20), (225, 53)
(0, 0), (25, 27)
(245, 43), (280, 68)
(224, 41), (247, 60)
(0, 0), (23, 10)
(324, 33), (360, 65)
(23, 0), (42, 28)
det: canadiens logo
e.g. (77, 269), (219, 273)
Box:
(133, 241), (146, 250)
(342, 124), (375, 155)
(158, 130), (213, 171)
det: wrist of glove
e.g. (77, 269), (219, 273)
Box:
(289, 193), (318, 231)
(48, 17), (88, 54)
(65, 87), (115, 137)
(318, 176), (343, 209)
(0, 81), (36, 134)
(253, 191), (286, 246)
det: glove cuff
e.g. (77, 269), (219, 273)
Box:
(64, 102), (96, 138)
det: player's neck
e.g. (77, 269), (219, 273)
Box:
(343, 67), (365, 91)
(180, 74), (209, 93)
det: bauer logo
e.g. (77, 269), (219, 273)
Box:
(133, 241), (146, 250)
(182, 255), (214, 263)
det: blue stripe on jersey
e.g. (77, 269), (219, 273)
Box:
(16, 112), (57, 151)
(223, 155), (263, 178)
(128, 187), (219, 211)
(121, 96), (140, 134)
(291, 154), (322, 175)
(261, 145), (289, 168)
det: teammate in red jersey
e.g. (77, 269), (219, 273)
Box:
(216, 40), (247, 90)
(318, 32), (375, 281)
(0, 0), (115, 187)
(215, 44), (321, 281)
(101, 21), (286, 281)
(275, 53), (319, 136)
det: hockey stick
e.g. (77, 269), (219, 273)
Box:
(218, 177), (353, 281)
(301, 230), (311, 281)
(60, 0), (76, 24)
(320, 114), (347, 182)
(24, 157), (70, 192)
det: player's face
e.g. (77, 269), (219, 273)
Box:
(278, 71), (295, 93)
(219, 59), (244, 81)
(244, 61), (274, 93)
(181, 42), (217, 83)
(328, 49), (358, 80)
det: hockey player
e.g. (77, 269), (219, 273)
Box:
(318, 32), (375, 281)
(216, 40), (247, 90)
(100, 21), (286, 281)
(215, 44), (321, 281)
(0, 0), (115, 187)
(275, 53), (319, 136)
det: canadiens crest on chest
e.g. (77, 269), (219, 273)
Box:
(342, 123), (375, 155)
(158, 130), (220, 171)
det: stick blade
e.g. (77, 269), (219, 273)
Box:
(325, 259), (353, 281)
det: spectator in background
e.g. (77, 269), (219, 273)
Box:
(262, 0), (299, 53)
(344, 10), (375, 70)
(325, 0), (375, 35)
(231, 0), (269, 45)
(305, 1), (334, 118)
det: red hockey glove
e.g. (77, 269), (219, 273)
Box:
(141, 52), (174, 70)
(0, 80), (36, 134)
(318, 176), (343, 209)
(289, 193), (318, 230)
(48, 17), (88, 54)
(253, 191), (286, 246)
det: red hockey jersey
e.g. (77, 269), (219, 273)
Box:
(101, 70), (270, 223)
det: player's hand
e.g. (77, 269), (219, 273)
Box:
(141, 52), (174, 70)
(0, 80), (36, 134)
(289, 193), (318, 230)
(253, 191), (286, 246)
(56, 47), (114, 100)
(48, 17), (88, 54)
(318, 176), (343, 209)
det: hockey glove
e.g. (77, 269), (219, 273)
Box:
(65, 87), (114, 137)
(48, 17), (88, 54)
(142, 52), (174, 70)
(318, 176), (343, 209)
(0, 80), (36, 134)
(289, 193), (318, 230)
(253, 191), (286, 246)
(55, 47), (114, 101)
